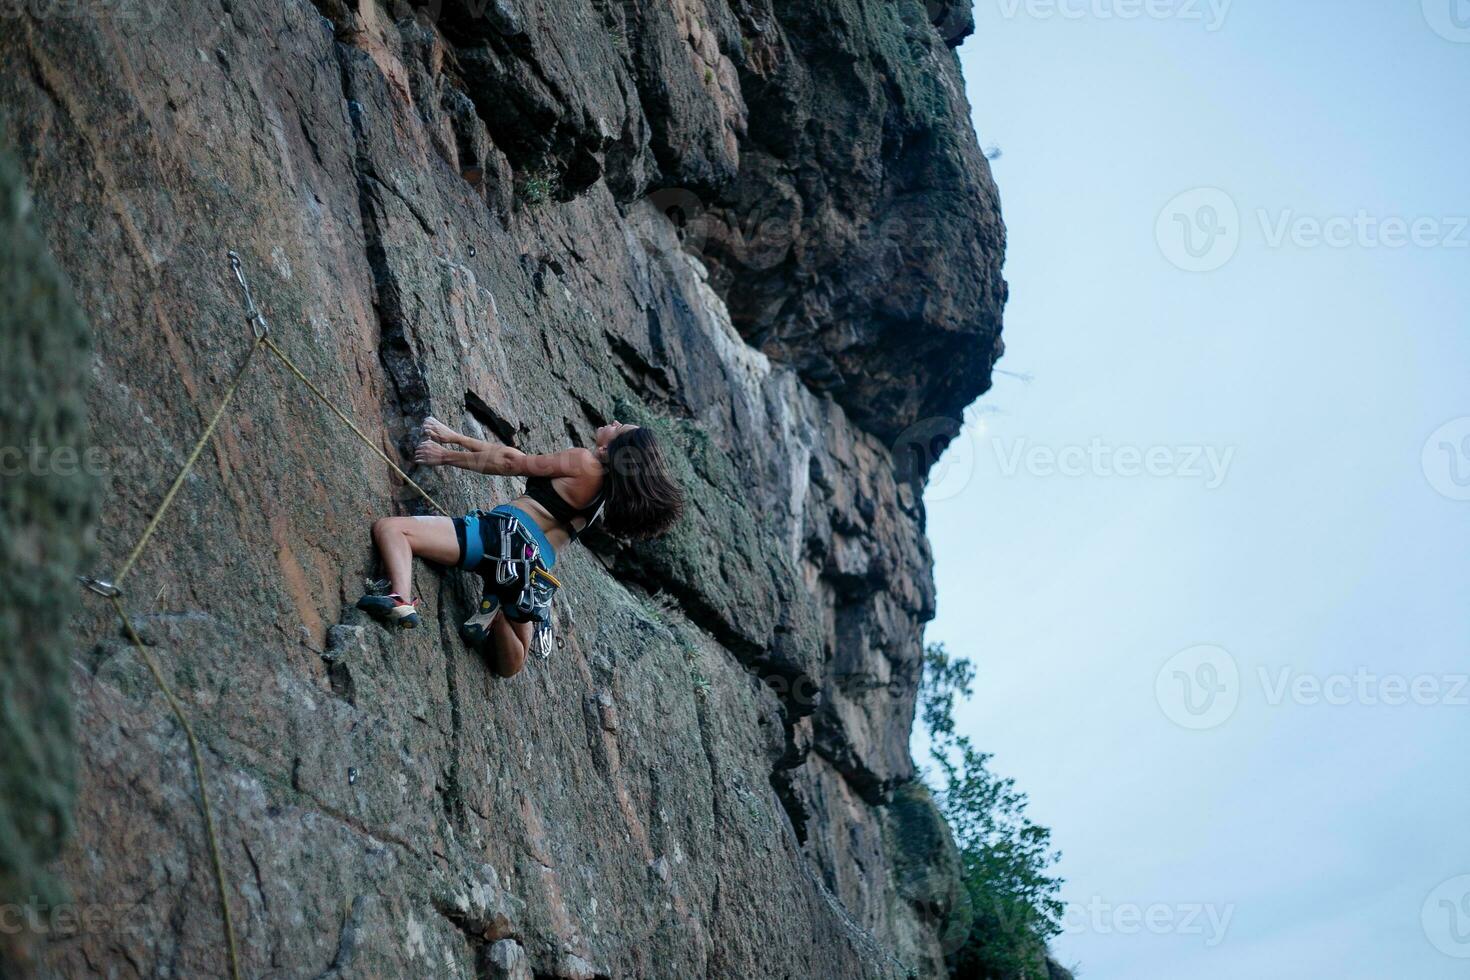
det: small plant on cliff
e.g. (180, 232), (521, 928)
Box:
(921, 643), (1065, 980)
(516, 167), (560, 207)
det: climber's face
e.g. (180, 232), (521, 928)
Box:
(594, 421), (638, 450)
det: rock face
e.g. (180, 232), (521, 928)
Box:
(0, 0), (1004, 976)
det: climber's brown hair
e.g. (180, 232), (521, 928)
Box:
(600, 427), (684, 539)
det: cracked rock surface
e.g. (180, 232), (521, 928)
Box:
(1, 0), (1003, 975)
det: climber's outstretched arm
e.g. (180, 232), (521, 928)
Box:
(414, 441), (597, 478)
(418, 416), (605, 481)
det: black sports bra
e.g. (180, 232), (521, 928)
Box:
(523, 475), (605, 536)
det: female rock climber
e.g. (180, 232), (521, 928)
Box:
(356, 416), (684, 677)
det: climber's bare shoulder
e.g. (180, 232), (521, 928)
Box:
(515, 446), (600, 480)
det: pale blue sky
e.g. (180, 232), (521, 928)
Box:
(922, 2), (1470, 977)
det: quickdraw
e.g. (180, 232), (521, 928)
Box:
(472, 509), (563, 659)
(75, 252), (452, 980)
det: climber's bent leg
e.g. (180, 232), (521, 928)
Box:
(490, 612), (533, 678)
(372, 515), (460, 595)
(359, 516), (460, 628)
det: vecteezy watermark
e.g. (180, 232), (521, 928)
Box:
(1157, 646), (1470, 730)
(1422, 0), (1470, 43)
(891, 417), (1237, 502)
(1423, 875), (1470, 958)
(759, 671), (821, 710)
(1062, 897), (1236, 947)
(1255, 210), (1470, 250)
(993, 0), (1233, 31)
(1422, 417), (1470, 502)
(1156, 645), (1241, 729)
(1158, 188), (1470, 271)
(0, 443), (110, 478)
(992, 437), (1235, 489)
(1156, 188), (1242, 273)
(0, 897), (157, 936)
(1259, 667), (1470, 708)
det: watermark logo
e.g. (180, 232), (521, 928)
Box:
(1257, 210), (1470, 250)
(0, 897), (157, 937)
(1259, 667), (1469, 708)
(925, 422), (978, 503)
(1156, 645), (1240, 730)
(1160, 190), (1469, 270)
(892, 415), (968, 499)
(0, 443), (111, 478)
(1062, 897), (1235, 947)
(1422, 417), (1470, 501)
(1156, 188), (1241, 273)
(1423, 876), (1470, 958)
(994, 0), (1233, 31)
(894, 419), (1238, 501)
(992, 437), (1235, 488)
(1159, 650), (1468, 730)
(1423, 0), (1470, 43)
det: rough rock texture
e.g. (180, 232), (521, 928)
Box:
(0, 0), (1004, 975)
(700, 0), (1006, 443)
(0, 144), (95, 975)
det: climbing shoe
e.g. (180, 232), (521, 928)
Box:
(459, 594), (501, 651)
(356, 592), (420, 629)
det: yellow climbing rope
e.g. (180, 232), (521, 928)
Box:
(112, 335), (266, 587)
(260, 334), (449, 518)
(104, 592), (242, 980)
(79, 251), (450, 980)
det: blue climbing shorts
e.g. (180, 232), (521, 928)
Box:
(453, 504), (557, 573)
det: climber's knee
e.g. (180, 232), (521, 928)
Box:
(494, 643), (526, 679)
(372, 516), (401, 541)
(493, 621), (530, 678)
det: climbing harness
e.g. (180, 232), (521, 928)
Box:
(469, 508), (563, 659)
(75, 251), (455, 980)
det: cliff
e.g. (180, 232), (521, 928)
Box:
(0, 0), (1006, 976)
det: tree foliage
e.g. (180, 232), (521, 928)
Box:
(920, 644), (1065, 979)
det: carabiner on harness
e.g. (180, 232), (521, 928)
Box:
(474, 510), (561, 659)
